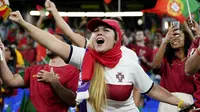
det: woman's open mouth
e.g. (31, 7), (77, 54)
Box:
(171, 40), (180, 45)
(96, 38), (105, 45)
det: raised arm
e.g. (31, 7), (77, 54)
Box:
(183, 21), (195, 41)
(9, 11), (71, 61)
(152, 27), (175, 69)
(36, 10), (45, 28)
(45, 0), (86, 47)
(0, 41), (24, 87)
(185, 44), (200, 76)
(187, 19), (200, 39)
(184, 19), (200, 76)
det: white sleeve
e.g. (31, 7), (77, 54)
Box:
(131, 62), (154, 93)
(132, 51), (139, 64)
(121, 46), (139, 63)
(67, 45), (86, 69)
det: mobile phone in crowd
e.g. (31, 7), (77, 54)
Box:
(171, 21), (180, 29)
(171, 21), (180, 35)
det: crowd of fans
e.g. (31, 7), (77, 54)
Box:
(0, 0), (200, 112)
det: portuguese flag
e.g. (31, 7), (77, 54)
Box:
(191, 8), (200, 22)
(0, 5), (11, 21)
(0, 0), (11, 21)
(142, 0), (200, 23)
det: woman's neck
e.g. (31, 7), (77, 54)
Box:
(48, 57), (67, 67)
(136, 41), (145, 47)
(175, 48), (185, 61)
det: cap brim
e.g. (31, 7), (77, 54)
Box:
(87, 19), (111, 32)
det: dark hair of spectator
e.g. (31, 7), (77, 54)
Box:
(54, 33), (73, 45)
(3, 40), (17, 72)
(164, 30), (192, 65)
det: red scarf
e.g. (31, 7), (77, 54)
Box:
(82, 20), (122, 81)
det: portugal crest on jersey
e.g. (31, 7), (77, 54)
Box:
(167, 0), (183, 16)
(116, 72), (124, 82)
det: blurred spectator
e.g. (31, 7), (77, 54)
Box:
(152, 26), (195, 112)
(153, 30), (163, 56)
(127, 30), (153, 75)
(21, 37), (37, 66)
(144, 29), (151, 45)
(185, 19), (200, 109)
(15, 31), (28, 51)
(3, 40), (17, 73)
(0, 40), (17, 111)
(0, 34), (79, 112)
(7, 24), (18, 43)
(15, 48), (25, 72)
(112, 17), (130, 46)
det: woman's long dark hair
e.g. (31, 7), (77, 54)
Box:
(164, 30), (192, 65)
(3, 40), (17, 73)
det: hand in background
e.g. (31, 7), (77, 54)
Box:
(45, 0), (57, 12)
(9, 11), (25, 25)
(187, 19), (200, 37)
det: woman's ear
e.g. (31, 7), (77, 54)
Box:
(114, 40), (117, 45)
(121, 30), (125, 35)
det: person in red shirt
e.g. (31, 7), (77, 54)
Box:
(153, 31), (163, 57)
(0, 34), (80, 112)
(185, 19), (200, 110)
(152, 25), (196, 112)
(21, 37), (37, 66)
(127, 30), (153, 74)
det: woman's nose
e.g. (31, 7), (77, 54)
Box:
(97, 31), (103, 36)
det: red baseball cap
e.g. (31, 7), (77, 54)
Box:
(87, 18), (119, 31)
(87, 18), (122, 41)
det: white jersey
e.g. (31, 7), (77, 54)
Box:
(121, 46), (139, 63)
(68, 46), (153, 112)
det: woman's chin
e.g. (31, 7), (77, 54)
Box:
(96, 49), (104, 53)
(95, 48), (106, 53)
(94, 45), (111, 53)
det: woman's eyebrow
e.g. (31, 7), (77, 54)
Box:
(104, 26), (110, 28)
(103, 26), (113, 30)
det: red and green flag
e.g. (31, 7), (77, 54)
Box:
(36, 44), (47, 63)
(142, 0), (200, 23)
(36, 5), (44, 11)
(0, 0), (11, 21)
(191, 8), (200, 22)
(142, 0), (165, 15)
